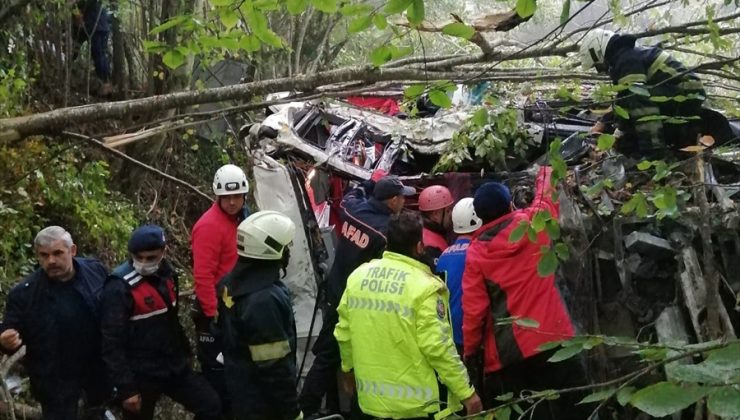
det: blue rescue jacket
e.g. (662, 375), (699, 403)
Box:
(435, 237), (471, 347)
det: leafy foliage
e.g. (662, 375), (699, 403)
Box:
(434, 106), (535, 172)
(0, 141), (138, 284)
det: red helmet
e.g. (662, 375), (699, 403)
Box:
(418, 185), (454, 212)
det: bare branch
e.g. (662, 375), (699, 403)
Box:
(63, 131), (213, 202)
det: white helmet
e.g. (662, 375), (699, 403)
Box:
(452, 197), (482, 234)
(213, 164), (249, 196)
(580, 29), (615, 70)
(236, 210), (295, 260)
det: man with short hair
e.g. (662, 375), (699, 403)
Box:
(0, 226), (110, 420)
(462, 167), (588, 419)
(191, 163), (250, 412)
(300, 173), (415, 417)
(102, 225), (221, 420)
(335, 212), (483, 419)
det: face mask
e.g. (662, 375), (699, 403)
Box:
(133, 258), (161, 276)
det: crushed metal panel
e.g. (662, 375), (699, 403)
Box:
(252, 154), (322, 337)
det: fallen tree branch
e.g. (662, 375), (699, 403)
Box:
(63, 131), (213, 202)
(1, 17), (737, 140)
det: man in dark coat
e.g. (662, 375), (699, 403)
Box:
(580, 29), (708, 155)
(216, 210), (301, 420)
(0, 226), (110, 420)
(101, 225), (220, 420)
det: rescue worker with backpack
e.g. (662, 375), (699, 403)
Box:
(435, 197), (482, 355)
(335, 212), (483, 419)
(418, 185), (454, 266)
(300, 173), (415, 417)
(101, 225), (221, 420)
(580, 29), (708, 155)
(462, 167), (589, 419)
(216, 210), (302, 420)
(191, 163), (250, 414)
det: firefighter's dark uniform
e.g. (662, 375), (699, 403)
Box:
(602, 34), (706, 155)
(216, 259), (301, 420)
(101, 260), (221, 420)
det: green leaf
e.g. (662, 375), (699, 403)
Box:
(143, 40), (168, 52)
(508, 221), (528, 243)
(495, 392), (514, 402)
(706, 343), (740, 368)
(613, 104), (629, 119)
(406, 0), (424, 25)
(384, 0), (413, 14)
(708, 387), (740, 417)
(220, 8), (240, 29)
(637, 115), (668, 122)
(617, 387), (636, 406)
(404, 84), (426, 99)
(578, 388), (615, 404)
(634, 346), (669, 361)
(596, 133), (616, 151)
(340, 3), (372, 15)
(311, 0), (337, 13)
(559, 0), (571, 24)
(471, 108), (488, 127)
(554, 242), (569, 260)
(428, 90), (452, 108)
(548, 345), (583, 363)
(629, 382), (708, 418)
(545, 220), (561, 240)
(671, 362), (739, 385)
(629, 85), (651, 97)
(538, 340), (564, 352)
(537, 249), (559, 277)
(527, 227), (537, 243)
(636, 160), (653, 170)
(239, 34), (261, 52)
(210, 0), (233, 5)
(162, 49), (185, 69)
(441, 22), (476, 39)
(650, 95), (671, 103)
(494, 407), (511, 420)
(515, 0), (537, 18)
(286, 0), (309, 14)
(390, 45), (413, 59)
(348, 15), (372, 33)
(514, 317), (541, 328)
(373, 14), (388, 29)
(531, 210), (550, 232)
(150, 15), (190, 35)
(369, 45), (393, 66)
(621, 193), (649, 218)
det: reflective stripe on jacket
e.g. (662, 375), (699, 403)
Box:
(335, 252), (474, 418)
(604, 34), (705, 153)
(216, 259), (300, 420)
(462, 167), (575, 373)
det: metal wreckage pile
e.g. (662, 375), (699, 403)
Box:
(239, 88), (740, 416)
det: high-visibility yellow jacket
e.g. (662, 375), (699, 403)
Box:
(334, 251), (475, 419)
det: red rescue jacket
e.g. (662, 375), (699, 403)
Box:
(462, 167), (575, 373)
(192, 202), (240, 317)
